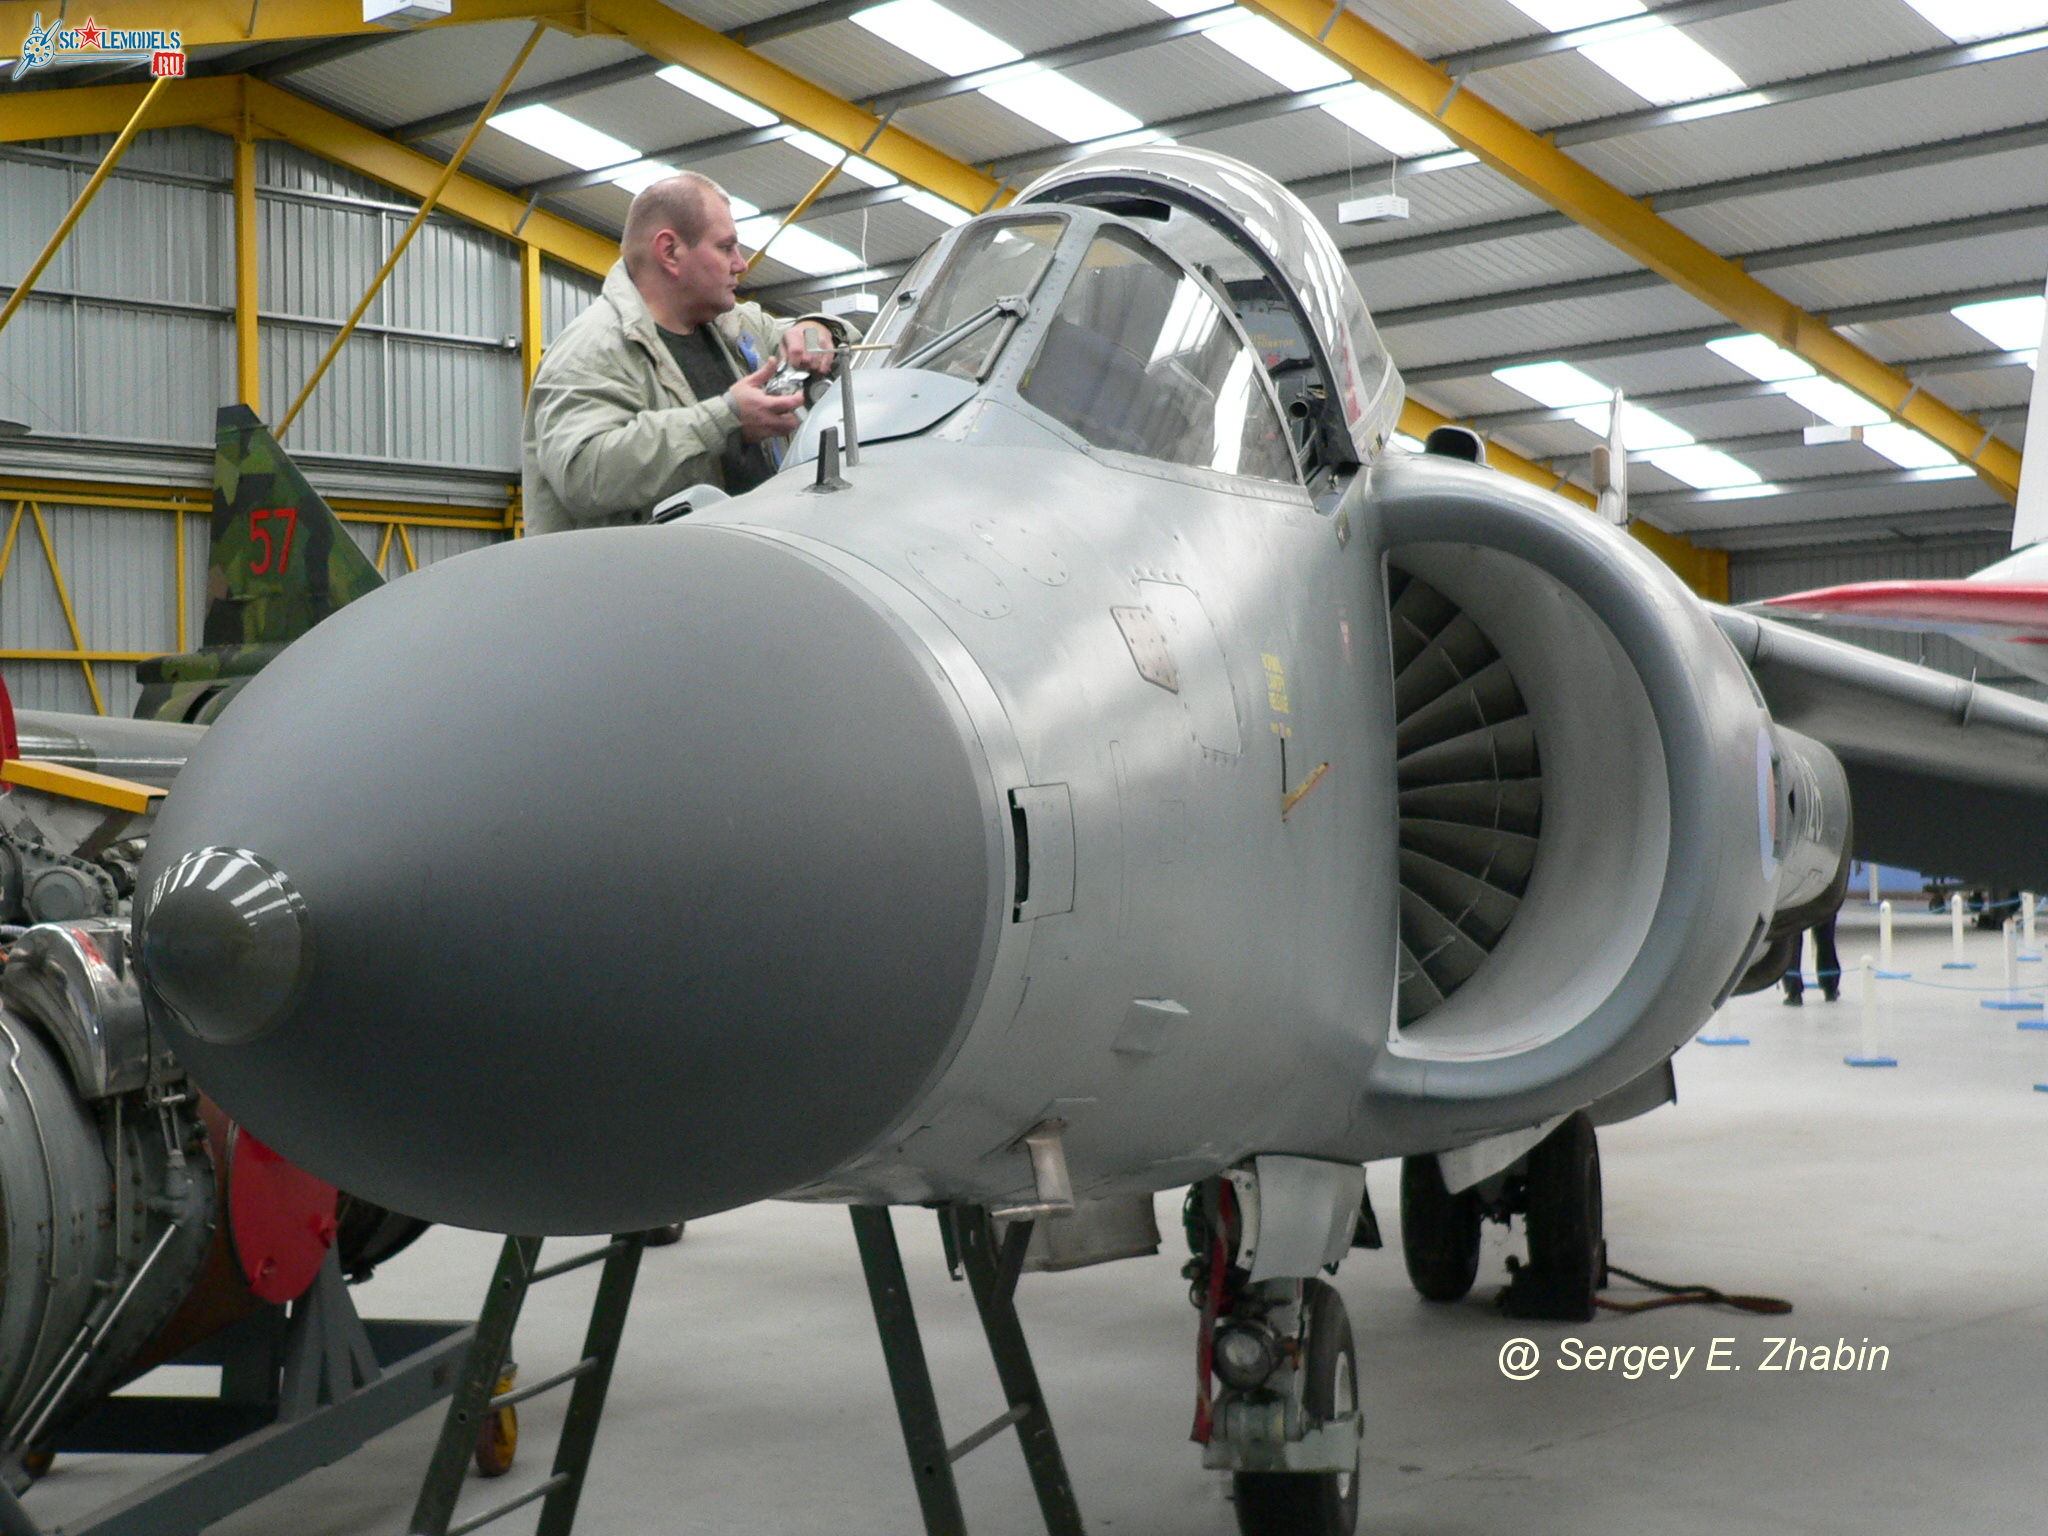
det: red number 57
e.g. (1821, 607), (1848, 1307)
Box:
(249, 507), (299, 575)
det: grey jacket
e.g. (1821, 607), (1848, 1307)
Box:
(520, 261), (836, 535)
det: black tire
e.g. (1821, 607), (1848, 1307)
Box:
(1233, 1279), (1360, 1536)
(1523, 1112), (1604, 1307)
(1399, 1155), (1482, 1302)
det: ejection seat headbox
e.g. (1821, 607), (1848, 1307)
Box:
(1015, 145), (1403, 473)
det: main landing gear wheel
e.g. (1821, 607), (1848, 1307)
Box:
(1233, 1279), (1360, 1536)
(1399, 1154), (1482, 1302)
(1505, 1111), (1606, 1323)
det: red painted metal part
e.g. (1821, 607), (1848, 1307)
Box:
(1764, 580), (2048, 640)
(0, 670), (17, 767)
(228, 1128), (340, 1304)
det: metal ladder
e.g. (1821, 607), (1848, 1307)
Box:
(850, 1205), (1084, 1536)
(407, 1232), (646, 1536)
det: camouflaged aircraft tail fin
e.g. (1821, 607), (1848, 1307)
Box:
(203, 404), (384, 649)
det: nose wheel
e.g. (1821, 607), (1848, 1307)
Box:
(1231, 1278), (1361, 1536)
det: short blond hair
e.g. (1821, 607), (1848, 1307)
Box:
(623, 172), (729, 273)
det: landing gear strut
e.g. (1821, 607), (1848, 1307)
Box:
(1185, 1180), (1364, 1536)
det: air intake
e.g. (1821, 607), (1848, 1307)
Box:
(1387, 567), (1543, 1025)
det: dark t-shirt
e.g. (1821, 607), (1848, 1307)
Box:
(657, 324), (777, 495)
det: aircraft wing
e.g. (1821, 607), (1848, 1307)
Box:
(1761, 580), (2048, 641)
(1717, 607), (2048, 887)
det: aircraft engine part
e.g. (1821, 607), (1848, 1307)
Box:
(2, 922), (160, 1098)
(1364, 452), (1777, 1143)
(0, 1002), (214, 1475)
(1730, 726), (1852, 995)
(134, 526), (1011, 1234)
(1386, 567), (1541, 1025)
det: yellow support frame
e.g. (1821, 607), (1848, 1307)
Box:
(0, 758), (164, 816)
(233, 128), (261, 409)
(0, 501), (107, 713)
(1239, 0), (2021, 504)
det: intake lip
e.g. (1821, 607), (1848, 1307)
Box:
(136, 525), (1005, 1235)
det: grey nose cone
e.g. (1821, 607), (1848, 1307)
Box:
(137, 525), (1004, 1235)
(137, 848), (311, 1044)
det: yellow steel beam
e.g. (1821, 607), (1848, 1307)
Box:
(1240, 0), (2022, 505)
(0, 475), (508, 529)
(233, 128), (260, 408)
(584, 0), (1005, 215)
(520, 242), (544, 391)
(1398, 397), (1729, 601)
(1, 1), (561, 54)
(0, 73), (242, 142)
(0, 757), (164, 815)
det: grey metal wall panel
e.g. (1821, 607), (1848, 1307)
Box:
(541, 261), (601, 346)
(75, 175), (230, 308)
(405, 525), (497, 568)
(262, 195), (388, 325)
(388, 220), (519, 341)
(73, 304), (229, 443)
(1730, 536), (2012, 680)
(257, 141), (399, 209)
(0, 297), (78, 436)
(0, 160), (78, 290)
(34, 505), (181, 656)
(387, 339), (521, 472)
(261, 326), (388, 459)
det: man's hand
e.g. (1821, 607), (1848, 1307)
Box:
(780, 321), (836, 376)
(728, 359), (806, 444)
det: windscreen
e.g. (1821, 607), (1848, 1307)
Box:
(882, 217), (1064, 380)
(1020, 227), (1296, 483)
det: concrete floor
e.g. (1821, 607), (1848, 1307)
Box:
(23, 906), (2048, 1535)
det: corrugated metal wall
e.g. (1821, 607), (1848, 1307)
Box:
(1729, 534), (2012, 681)
(1, 131), (527, 716)
(541, 260), (601, 345)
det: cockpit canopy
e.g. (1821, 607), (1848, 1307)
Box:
(1019, 146), (1402, 471)
(848, 148), (1399, 489)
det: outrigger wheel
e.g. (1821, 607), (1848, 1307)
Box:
(1503, 1111), (1607, 1323)
(1234, 1278), (1360, 1536)
(1399, 1154), (1483, 1302)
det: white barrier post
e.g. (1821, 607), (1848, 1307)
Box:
(2025, 892), (2039, 960)
(1878, 901), (1902, 977)
(1846, 954), (1895, 1067)
(1985, 920), (2041, 1011)
(1801, 928), (1817, 993)
(1867, 864), (1880, 904)
(1945, 894), (1975, 969)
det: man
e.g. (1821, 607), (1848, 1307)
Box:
(521, 171), (850, 534)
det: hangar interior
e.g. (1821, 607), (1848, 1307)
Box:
(0, 1), (2044, 1533)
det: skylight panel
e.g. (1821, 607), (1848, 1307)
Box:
(1647, 446), (1762, 489)
(1203, 13), (1349, 90)
(608, 160), (681, 196)
(1707, 333), (1814, 382)
(1781, 378), (1888, 428)
(1499, 0), (1748, 107)
(902, 189), (972, 227)
(656, 66), (777, 128)
(784, 129), (899, 188)
(1898, 0), (2048, 42)
(1954, 295), (2046, 358)
(1319, 85), (1459, 158)
(489, 105), (640, 172)
(854, 1), (1142, 146)
(1709, 335), (1898, 426)
(1863, 423), (1962, 470)
(1576, 26), (1745, 103)
(982, 70), (1146, 143)
(1564, 402), (1693, 451)
(738, 217), (860, 277)
(852, 0), (1022, 75)
(1493, 360), (1611, 408)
